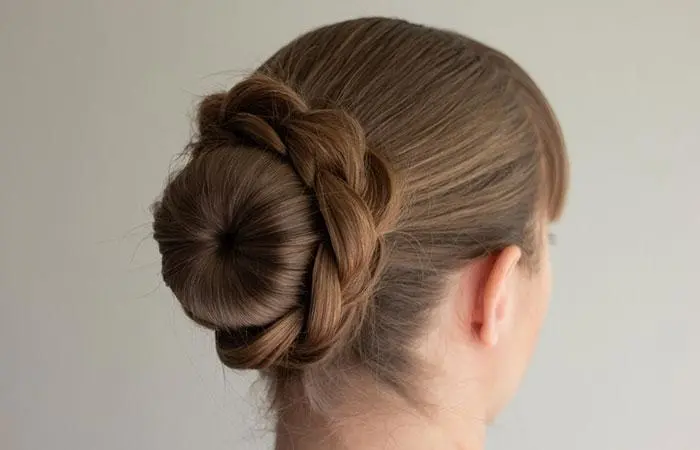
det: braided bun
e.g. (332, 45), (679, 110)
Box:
(153, 74), (399, 370)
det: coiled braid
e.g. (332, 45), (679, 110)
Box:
(154, 74), (399, 370)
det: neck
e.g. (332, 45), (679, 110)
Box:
(275, 398), (486, 450)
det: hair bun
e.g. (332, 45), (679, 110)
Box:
(153, 74), (400, 370)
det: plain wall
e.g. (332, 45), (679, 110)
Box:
(1, 1), (698, 449)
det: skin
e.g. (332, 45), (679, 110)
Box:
(278, 224), (553, 450)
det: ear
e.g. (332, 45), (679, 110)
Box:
(472, 246), (522, 347)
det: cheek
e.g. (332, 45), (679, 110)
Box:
(529, 259), (553, 351)
(516, 258), (552, 355)
(488, 265), (551, 419)
(540, 257), (553, 318)
(531, 232), (554, 328)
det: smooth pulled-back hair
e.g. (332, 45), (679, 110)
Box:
(153, 17), (568, 414)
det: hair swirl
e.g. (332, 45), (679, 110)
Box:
(153, 74), (399, 370)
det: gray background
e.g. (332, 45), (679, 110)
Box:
(1, 1), (698, 449)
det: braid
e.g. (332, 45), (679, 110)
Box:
(165, 74), (399, 369)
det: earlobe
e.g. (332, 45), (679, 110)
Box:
(475, 246), (522, 348)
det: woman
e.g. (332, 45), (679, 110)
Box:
(153, 17), (568, 450)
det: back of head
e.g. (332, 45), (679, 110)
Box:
(153, 17), (567, 415)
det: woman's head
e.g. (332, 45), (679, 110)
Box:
(153, 17), (567, 423)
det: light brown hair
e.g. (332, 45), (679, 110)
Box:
(153, 17), (568, 415)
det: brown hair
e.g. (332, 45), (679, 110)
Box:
(153, 17), (567, 414)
